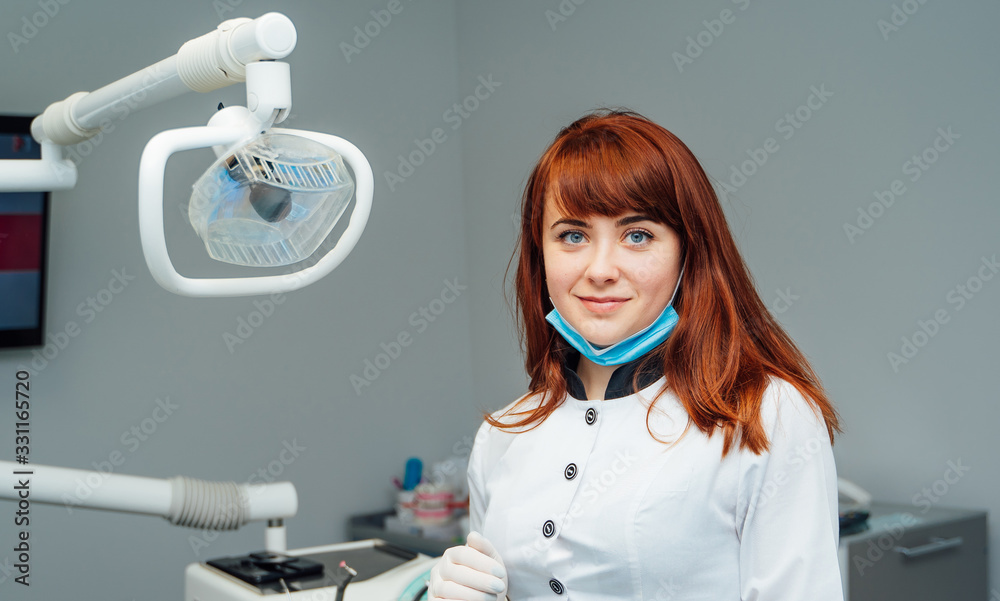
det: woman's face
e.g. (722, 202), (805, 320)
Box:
(542, 195), (683, 348)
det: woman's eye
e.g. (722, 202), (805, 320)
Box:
(626, 229), (653, 244)
(558, 231), (585, 244)
(556, 228), (653, 245)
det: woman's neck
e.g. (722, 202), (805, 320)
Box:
(575, 354), (618, 401)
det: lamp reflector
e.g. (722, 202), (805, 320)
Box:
(188, 132), (354, 267)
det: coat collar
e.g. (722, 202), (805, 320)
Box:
(559, 343), (665, 400)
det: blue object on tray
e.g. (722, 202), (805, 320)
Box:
(403, 457), (422, 491)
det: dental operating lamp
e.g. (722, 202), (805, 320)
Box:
(0, 16), (440, 598)
(0, 12), (374, 297)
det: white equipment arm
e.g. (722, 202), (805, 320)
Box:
(0, 460), (297, 551)
(0, 13), (296, 192)
(35, 12), (296, 147)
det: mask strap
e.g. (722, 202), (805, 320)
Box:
(666, 256), (686, 307)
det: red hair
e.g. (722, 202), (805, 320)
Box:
(489, 109), (841, 457)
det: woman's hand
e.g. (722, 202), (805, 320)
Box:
(428, 531), (509, 601)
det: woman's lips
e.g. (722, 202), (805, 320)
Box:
(579, 298), (627, 313)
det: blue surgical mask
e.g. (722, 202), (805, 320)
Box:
(545, 264), (684, 367)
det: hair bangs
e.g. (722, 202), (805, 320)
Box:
(543, 132), (673, 227)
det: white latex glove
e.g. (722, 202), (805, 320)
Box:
(428, 531), (509, 601)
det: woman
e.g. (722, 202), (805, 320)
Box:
(429, 109), (844, 600)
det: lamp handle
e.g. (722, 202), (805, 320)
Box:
(137, 126), (373, 297)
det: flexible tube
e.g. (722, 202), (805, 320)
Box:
(167, 476), (247, 529)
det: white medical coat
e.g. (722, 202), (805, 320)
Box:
(467, 374), (844, 600)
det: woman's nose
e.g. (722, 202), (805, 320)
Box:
(583, 245), (621, 282)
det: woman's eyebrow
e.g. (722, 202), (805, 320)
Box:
(616, 215), (655, 227)
(550, 215), (655, 229)
(550, 218), (588, 229)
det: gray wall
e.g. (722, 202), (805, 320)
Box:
(0, 1), (997, 600)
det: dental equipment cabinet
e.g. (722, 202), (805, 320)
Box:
(0, 11), (438, 600)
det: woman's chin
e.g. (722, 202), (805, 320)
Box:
(582, 338), (618, 351)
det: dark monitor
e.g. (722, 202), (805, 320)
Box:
(0, 115), (50, 348)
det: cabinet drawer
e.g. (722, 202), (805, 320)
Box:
(844, 514), (987, 601)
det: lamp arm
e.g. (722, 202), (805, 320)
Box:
(32, 12), (297, 147)
(0, 141), (77, 192)
(0, 12), (297, 193)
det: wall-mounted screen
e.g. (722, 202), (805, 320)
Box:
(0, 115), (50, 348)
